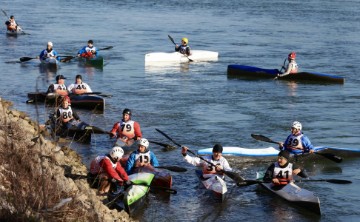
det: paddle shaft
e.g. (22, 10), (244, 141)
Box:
(167, 35), (193, 62)
(155, 128), (243, 182)
(250, 134), (342, 163)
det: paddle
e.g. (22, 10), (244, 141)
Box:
(168, 35), (193, 62)
(155, 128), (245, 184)
(237, 178), (352, 186)
(155, 166), (187, 172)
(251, 134), (343, 163)
(60, 46), (114, 62)
(148, 140), (177, 151)
(19, 56), (39, 62)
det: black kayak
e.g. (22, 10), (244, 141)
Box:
(27, 92), (105, 112)
(227, 64), (345, 84)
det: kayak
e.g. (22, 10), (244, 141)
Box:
(46, 113), (107, 143)
(259, 182), (321, 215)
(6, 27), (24, 36)
(145, 50), (219, 63)
(195, 170), (227, 201)
(123, 172), (154, 216)
(40, 57), (59, 70)
(197, 146), (360, 161)
(27, 92), (105, 112)
(227, 64), (345, 84)
(120, 156), (173, 190)
(79, 56), (104, 68)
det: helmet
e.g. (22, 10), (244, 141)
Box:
(288, 52), (296, 60)
(110, 146), (124, 160)
(292, 121), (302, 131)
(139, 138), (149, 148)
(181, 37), (188, 45)
(48, 41), (53, 47)
(212, 144), (223, 153)
(122, 108), (131, 116)
(62, 96), (71, 103)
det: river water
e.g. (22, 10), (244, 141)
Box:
(1, 0), (360, 221)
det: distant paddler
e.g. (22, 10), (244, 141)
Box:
(276, 52), (298, 79)
(77, 39), (98, 58)
(39, 41), (60, 63)
(47, 74), (68, 97)
(4, 15), (20, 32)
(175, 37), (191, 56)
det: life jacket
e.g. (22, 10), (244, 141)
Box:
(53, 83), (68, 96)
(134, 150), (151, 164)
(273, 162), (293, 185)
(117, 120), (136, 139)
(285, 133), (304, 151)
(58, 106), (74, 123)
(90, 155), (117, 174)
(80, 51), (94, 58)
(201, 156), (224, 175)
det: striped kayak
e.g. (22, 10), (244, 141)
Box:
(227, 64), (345, 84)
(120, 156), (173, 190)
(259, 182), (321, 215)
(79, 56), (104, 68)
(196, 170), (227, 201)
(40, 57), (59, 70)
(145, 50), (218, 63)
(197, 146), (360, 162)
(27, 92), (105, 112)
(123, 172), (154, 215)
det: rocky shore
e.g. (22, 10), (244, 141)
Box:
(0, 98), (134, 222)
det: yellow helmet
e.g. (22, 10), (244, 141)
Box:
(181, 37), (188, 44)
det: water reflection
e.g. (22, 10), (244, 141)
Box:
(145, 62), (190, 74)
(286, 81), (298, 96)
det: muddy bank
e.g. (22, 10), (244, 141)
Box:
(0, 97), (134, 222)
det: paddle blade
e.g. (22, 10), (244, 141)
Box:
(155, 166), (187, 172)
(168, 35), (176, 45)
(20, 57), (36, 62)
(99, 46), (113, 51)
(315, 152), (342, 163)
(60, 56), (75, 63)
(326, 179), (351, 184)
(224, 171), (245, 184)
(251, 134), (279, 144)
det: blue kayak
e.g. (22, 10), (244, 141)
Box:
(227, 64), (345, 84)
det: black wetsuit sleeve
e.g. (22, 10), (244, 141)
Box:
(263, 163), (275, 182)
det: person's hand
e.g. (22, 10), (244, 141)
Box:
(181, 146), (188, 155)
(309, 149), (314, 154)
(215, 165), (223, 172)
(278, 142), (284, 149)
(272, 178), (280, 184)
(293, 169), (301, 175)
(109, 132), (116, 138)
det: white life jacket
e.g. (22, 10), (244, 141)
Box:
(58, 106), (74, 122)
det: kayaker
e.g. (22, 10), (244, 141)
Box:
(263, 150), (308, 185)
(110, 108), (143, 147)
(77, 40), (98, 58)
(89, 146), (130, 195)
(125, 138), (160, 174)
(175, 37), (191, 56)
(47, 74), (69, 96)
(67, 74), (92, 95)
(39, 42), (59, 62)
(276, 51), (298, 78)
(56, 96), (88, 130)
(5, 15), (18, 32)
(278, 121), (315, 154)
(181, 144), (232, 177)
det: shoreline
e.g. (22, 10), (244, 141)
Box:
(0, 97), (134, 221)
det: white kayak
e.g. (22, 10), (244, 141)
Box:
(198, 146), (360, 159)
(196, 170), (227, 201)
(145, 50), (218, 63)
(259, 182), (321, 215)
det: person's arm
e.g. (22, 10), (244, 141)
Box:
(221, 158), (232, 171)
(133, 122), (142, 139)
(278, 62), (295, 77)
(72, 110), (80, 121)
(101, 159), (122, 181)
(39, 50), (45, 60)
(77, 46), (86, 56)
(301, 135), (314, 153)
(110, 122), (120, 138)
(125, 153), (136, 174)
(292, 163), (308, 178)
(186, 46), (191, 56)
(67, 84), (74, 93)
(263, 164), (275, 182)
(115, 163), (129, 182)
(85, 83), (92, 92)
(175, 45), (180, 51)
(150, 152), (160, 167)
(47, 84), (55, 93)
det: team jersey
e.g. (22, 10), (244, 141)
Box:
(110, 120), (142, 139)
(90, 155), (128, 182)
(47, 83), (68, 96)
(78, 46), (98, 57)
(67, 82), (92, 94)
(283, 132), (314, 153)
(125, 150), (160, 174)
(39, 49), (58, 61)
(184, 154), (232, 176)
(175, 45), (191, 56)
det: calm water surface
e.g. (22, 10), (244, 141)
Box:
(1, 0), (360, 221)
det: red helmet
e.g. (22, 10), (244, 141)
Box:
(288, 52), (296, 60)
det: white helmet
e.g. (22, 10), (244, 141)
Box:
(139, 138), (149, 148)
(47, 41), (53, 47)
(292, 121), (302, 131)
(110, 146), (124, 160)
